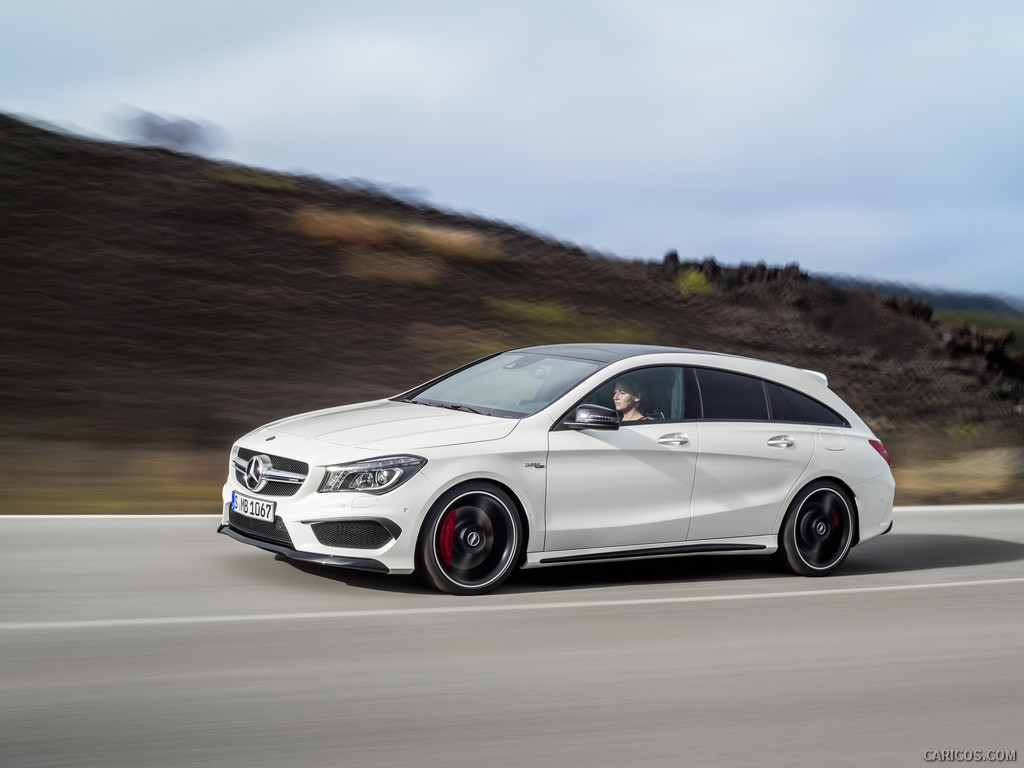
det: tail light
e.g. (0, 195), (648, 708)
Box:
(869, 439), (891, 465)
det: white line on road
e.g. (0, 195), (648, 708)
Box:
(3, 576), (1023, 632)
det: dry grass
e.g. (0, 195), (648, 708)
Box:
(289, 206), (502, 261)
(893, 446), (1024, 505)
(290, 206), (393, 247)
(342, 249), (444, 285)
(403, 223), (502, 262)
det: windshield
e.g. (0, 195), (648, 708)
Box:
(402, 352), (604, 418)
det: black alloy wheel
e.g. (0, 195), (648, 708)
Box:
(778, 481), (855, 576)
(417, 483), (523, 595)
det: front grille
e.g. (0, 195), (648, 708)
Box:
(232, 478), (304, 497)
(229, 509), (293, 547)
(236, 448), (308, 475)
(234, 448), (309, 497)
(311, 520), (398, 550)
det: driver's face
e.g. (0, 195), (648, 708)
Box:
(613, 386), (639, 413)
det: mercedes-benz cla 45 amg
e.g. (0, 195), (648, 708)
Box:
(219, 344), (894, 594)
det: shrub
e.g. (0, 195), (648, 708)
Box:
(676, 268), (714, 295)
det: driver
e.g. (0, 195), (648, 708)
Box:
(612, 378), (650, 422)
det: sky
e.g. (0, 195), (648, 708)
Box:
(3, 0), (1023, 299)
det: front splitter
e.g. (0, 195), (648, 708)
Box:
(218, 525), (390, 573)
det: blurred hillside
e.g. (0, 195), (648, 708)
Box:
(824, 275), (1024, 316)
(1, 113), (1023, 507)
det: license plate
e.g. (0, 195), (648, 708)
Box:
(232, 492), (276, 522)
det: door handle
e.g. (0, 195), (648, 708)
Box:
(767, 435), (795, 448)
(658, 433), (690, 446)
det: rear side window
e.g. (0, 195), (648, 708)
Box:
(766, 382), (848, 427)
(695, 368), (769, 421)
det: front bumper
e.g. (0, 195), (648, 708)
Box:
(220, 463), (437, 574)
(217, 524), (390, 572)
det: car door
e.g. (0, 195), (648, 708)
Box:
(687, 368), (814, 541)
(544, 366), (699, 551)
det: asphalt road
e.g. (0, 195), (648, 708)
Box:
(2, 507), (1023, 768)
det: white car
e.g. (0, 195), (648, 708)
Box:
(219, 344), (895, 594)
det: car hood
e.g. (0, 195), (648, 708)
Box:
(256, 399), (518, 452)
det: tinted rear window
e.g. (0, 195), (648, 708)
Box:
(695, 368), (769, 421)
(766, 382), (848, 426)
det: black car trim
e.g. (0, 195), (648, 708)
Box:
(298, 516), (404, 541)
(538, 542), (766, 564)
(218, 525), (390, 573)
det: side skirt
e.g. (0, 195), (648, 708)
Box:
(527, 538), (773, 568)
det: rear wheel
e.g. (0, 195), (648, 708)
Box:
(417, 483), (522, 595)
(777, 481), (854, 576)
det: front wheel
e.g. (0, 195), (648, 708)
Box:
(777, 481), (855, 576)
(417, 483), (523, 595)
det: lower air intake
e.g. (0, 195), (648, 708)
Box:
(311, 520), (397, 550)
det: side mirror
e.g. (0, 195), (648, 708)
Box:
(565, 404), (620, 430)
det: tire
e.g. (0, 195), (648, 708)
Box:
(417, 483), (523, 595)
(777, 481), (855, 576)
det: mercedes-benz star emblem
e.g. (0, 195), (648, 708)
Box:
(465, 531), (482, 548)
(244, 454), (272, 492)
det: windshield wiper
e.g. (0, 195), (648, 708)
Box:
(410, 399), (486, 415)
(438, 403), (486, 415)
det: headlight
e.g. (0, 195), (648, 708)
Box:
(318, 455), (427, 494)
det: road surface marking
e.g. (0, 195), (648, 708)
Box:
(3, 576), (1023, 632)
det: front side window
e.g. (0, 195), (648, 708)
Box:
(402, 352), (604, 418)
(575, 366), (699, 423)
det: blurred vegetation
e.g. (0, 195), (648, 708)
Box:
(676, 268), (714, 295)
(343, 250), (442, 285)
(486, 298), (653, 345)
(934, 310), (1024, 356)
(209, 165), (299, 191)
(945, 421), (982, 440)
(0, 442), (225, 515)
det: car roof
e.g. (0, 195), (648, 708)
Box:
(512, 343), (831, 390)
(511, 343), (724, 364)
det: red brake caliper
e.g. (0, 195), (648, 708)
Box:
(439, 508), (456, 566)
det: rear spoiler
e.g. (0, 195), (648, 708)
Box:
(802, 369), (828, 387)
